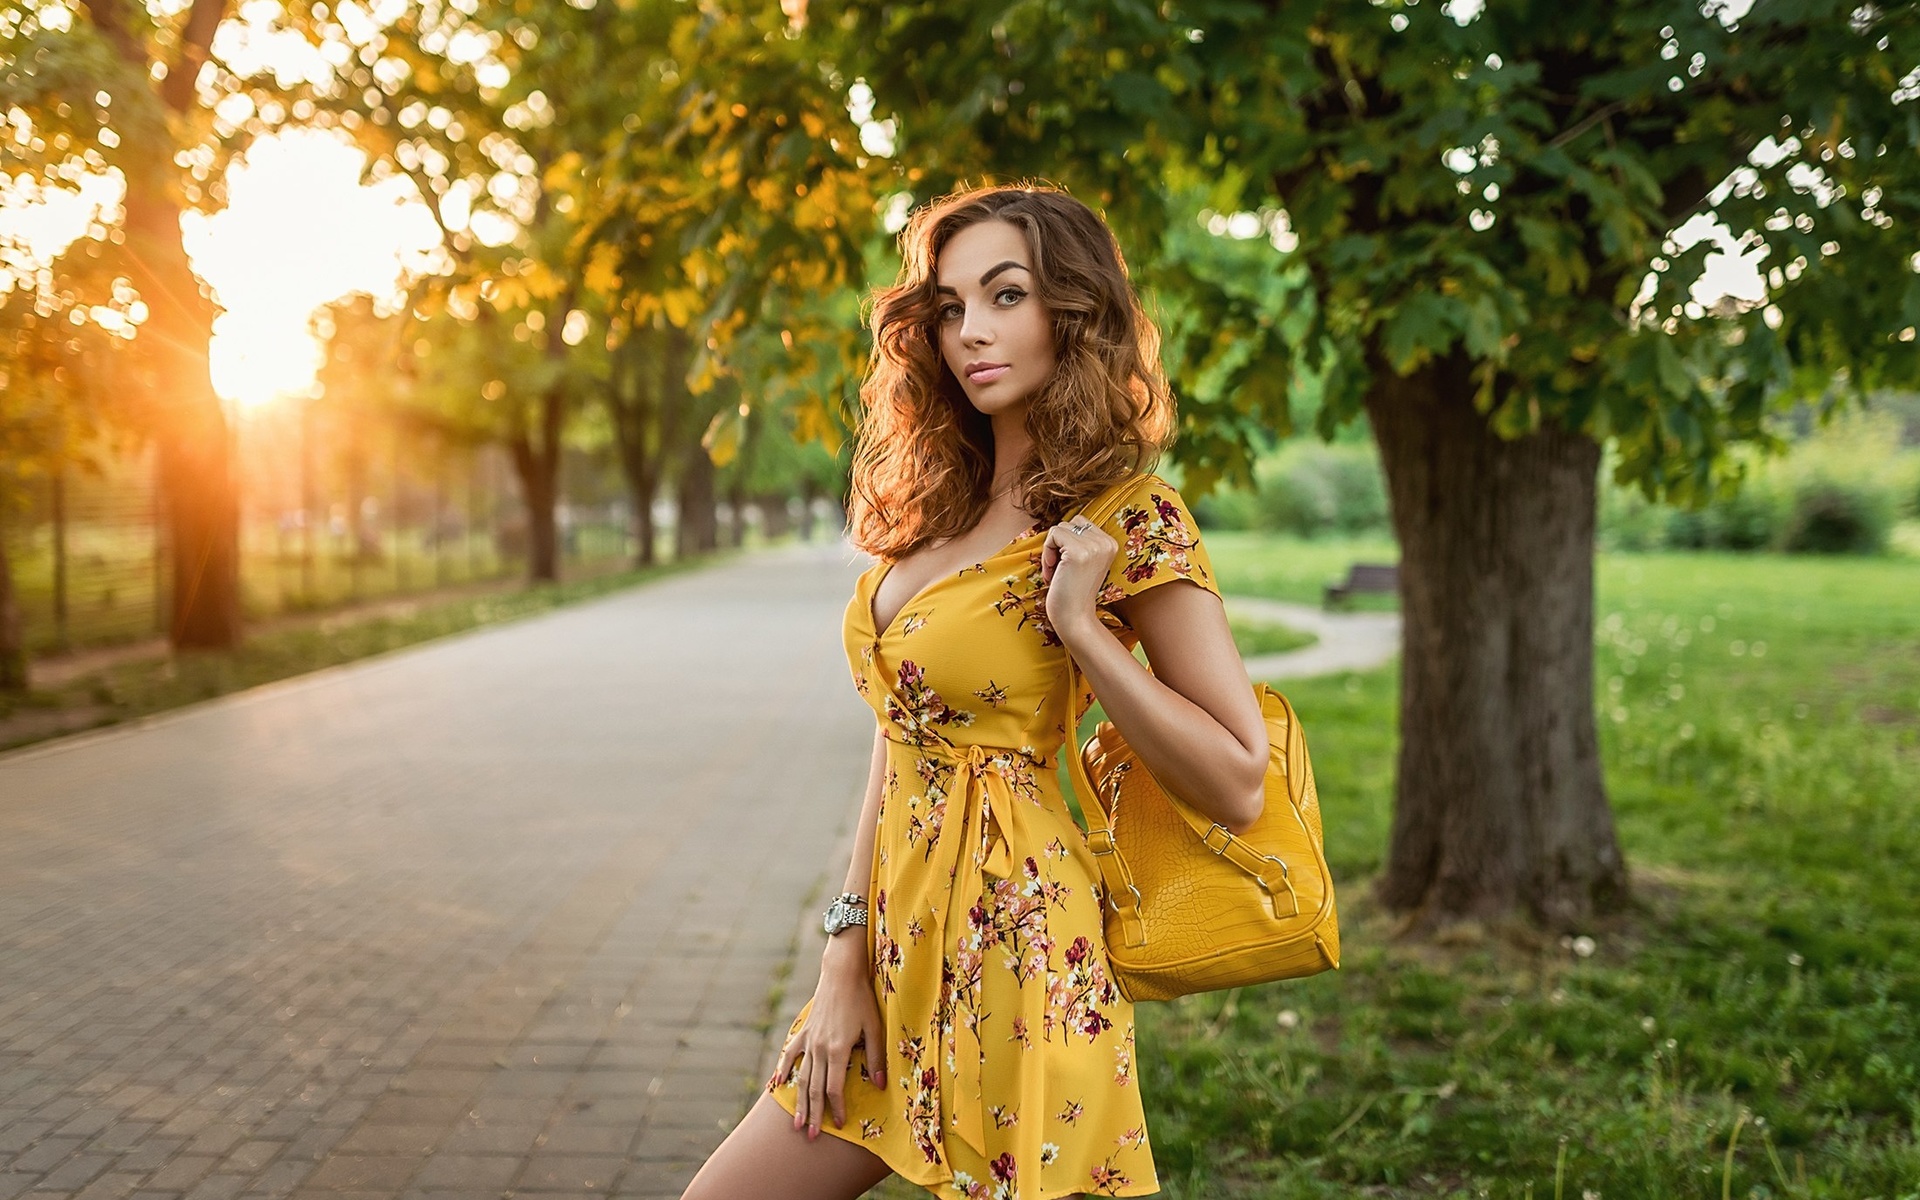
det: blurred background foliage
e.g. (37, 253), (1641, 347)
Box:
(1193, 395), (1920, 552)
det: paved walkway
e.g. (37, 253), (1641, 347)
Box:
(1226, 595), (1401, 681)
(0, 550), (1403, 1200)
(0, 540), (877, 1200)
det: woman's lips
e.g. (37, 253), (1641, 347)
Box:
(967, 364), (1011, 385)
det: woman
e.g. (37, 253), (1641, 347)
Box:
(682, 184), (1267, 1200)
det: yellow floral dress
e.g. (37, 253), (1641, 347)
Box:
(770, 473), (1219, 1200)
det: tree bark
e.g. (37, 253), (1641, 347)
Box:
(676, 436), (718, 558)
(0, 532), (26, 692)
(85, 0), (242, 651)
(1366, 348), (1628, 929)
(504, 288), (574, 585)
(605, 328), (679, 568)
(506, 391), (564, 584)
(132, 184), (243, 650)
(723, 389), (763, 549)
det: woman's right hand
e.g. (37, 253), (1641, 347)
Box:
(768, 934), (887, 1139)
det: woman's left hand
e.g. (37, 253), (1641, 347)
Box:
(1041, 511), (1117, 641)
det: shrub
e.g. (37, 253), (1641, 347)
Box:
(1707, 482), (1786, 550)
(1599, 486), (1667, 552)
(1191, 487), (1256, 531)
(1252, 442), (1389, 537)
(1658, 481), (1783, 551)
(1781, 477), (1895, 554)
(1188, 442), (1391, 539)
(1662, 506), (1709, 550)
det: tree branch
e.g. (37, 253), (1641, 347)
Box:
(1546, 99), (1633, 150)
(77, 0), (147, 70)
(161, 0), (229, 114)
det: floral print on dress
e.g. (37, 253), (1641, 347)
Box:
(982, 855), (1068, 985)
(992, 553), (1060, 646)
(873, 888), (904, 996)
(905, 757), (955, 860)
(886, 659), (977, 745)
(1090, 1154), (1133, 1194)
(1050, 935), (1119, 1044)
(1096, 477), (1221, 636)
(770, 478), (1194, 1200)
(1117, 491), (1211, 586)
(853, 643), (875, 697)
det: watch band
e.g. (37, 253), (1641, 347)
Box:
(822, 893), (870, 936)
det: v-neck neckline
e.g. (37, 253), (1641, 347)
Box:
(866, 519), (1047, 636)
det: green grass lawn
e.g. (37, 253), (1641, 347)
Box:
(1230, 614), (1319, 658)
(1208, 530), (1402, 610)
(1129, 545), (1920, 1198)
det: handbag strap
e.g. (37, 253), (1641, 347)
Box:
(1060, 473), (1153, 947)
(1060, 477), (1300, 940)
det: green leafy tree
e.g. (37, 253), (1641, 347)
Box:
(572, 0), (878, 562)
(2, 0), (248, 647)
(0, 159), (148, 686)
(828, 0), (1920, 924)
(280, 0), (587, 581)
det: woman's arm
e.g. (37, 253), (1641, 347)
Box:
(772, 721), (891, 1138)
(824, 724), (889, 974)
(1044, 521), (1268, 835)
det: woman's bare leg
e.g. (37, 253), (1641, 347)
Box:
(680, 1091), (895, 1200)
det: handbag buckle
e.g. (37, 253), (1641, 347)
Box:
(1203, 823), (1236, 855)
(1086, 828), (1118, 856)
(1107, 882), (1142, 914)
(1254, 855), (1299, 918)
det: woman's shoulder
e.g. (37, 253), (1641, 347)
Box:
(1095, 471), (1198, 532)
(1095, 472), (1218, 601)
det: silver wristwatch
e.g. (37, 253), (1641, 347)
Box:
(822, 891), (869, 936)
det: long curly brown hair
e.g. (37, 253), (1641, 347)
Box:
(845, 183), (1177, 562)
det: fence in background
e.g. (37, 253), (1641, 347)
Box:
(2, 447), (164, 655)
(1, 399), (835, 661)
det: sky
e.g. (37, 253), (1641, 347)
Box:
(1, 128), (441, 408)
(182, 130), (444, 407)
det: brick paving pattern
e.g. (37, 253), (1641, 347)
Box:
(0, 542), (875, 1200)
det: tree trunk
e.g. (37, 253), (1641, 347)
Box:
(1365, 348), (1628, 929)
(798, 477), (819, 541)
(0, 531), (26, 692)
(507, 398), (563, 584)
(676, 437), (718, 558)
(723, 404), (756, 550)
(606, 332), (662, 568)
(137, 200), (243, 651)
(86, 0), (241, 651)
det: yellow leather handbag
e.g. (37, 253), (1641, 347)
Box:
(1063, 481), (1341, 1003)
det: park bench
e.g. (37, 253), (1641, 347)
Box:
(1324, 563), (1399, 610)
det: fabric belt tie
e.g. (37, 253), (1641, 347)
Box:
(868, 642), (1051, 1169)
(879, 732), (1021, 1161)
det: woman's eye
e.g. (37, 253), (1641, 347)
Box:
(938, 303), (962, 321)
(996, 288), (1026, 305)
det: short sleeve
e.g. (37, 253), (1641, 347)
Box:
(1093, 474), (1220, 632)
